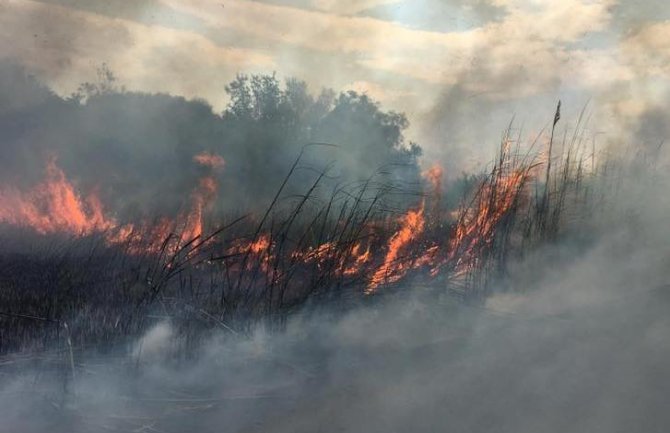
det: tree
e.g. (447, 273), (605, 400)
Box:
(69, 63), (123, 104)
(224, 74), (253, 119)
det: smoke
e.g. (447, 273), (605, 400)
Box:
(633, 96), (670, 155)
(3, 0), (669, 176)
(0, 61), (422, 225)
(2, 1), (670, 430)
(0, 62), (212, 218)
(1, 149), (669, 432)
(413, 0), (670, 175)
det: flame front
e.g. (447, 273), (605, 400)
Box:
(0, 154), (226, 256)
(0, 158), (116, 235)
(367, 201), (426, 293)
(444, 166), (528, 278)
(0, 149), (535, 296)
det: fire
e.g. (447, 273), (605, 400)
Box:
(110, 152), (225, 255)
(445, 167), (528, 277)
(423, 165), (443, 198)
(178, 151), (226, 241)
(226, 234), (271, 258)
(0, 145), (535, 296)
(423, 164), (444, 225)
(193, 152), (225, 169)
(342, 242), (372, 276)
(0, 158), (117, 235)
(294, 240), (373, 276)
(367, 201), (426, 293)
(0, 154), (226, 255)
(248, 235), (271, 255)
(225, 234), (273, 273)
(118, 155), (224, 254)
(364, 165), (445, 292)
(299, 241), (335, 263)
(180, 176), (218, 242)
(415, 245), (440, 272)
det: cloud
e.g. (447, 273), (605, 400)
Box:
(155, 0), (613, 95)
(159, 0), (462, 55)
(357, 0), (506, 32)
(0, 0), (274, 106)
(311, 0), (401, 15)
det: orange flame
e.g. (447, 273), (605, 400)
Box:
(0, 154), (226, 256)
(193, 152), (225, 170)
(248, 235), (271, 255)
(0, 158), (117, 235)
(0, 147), (535, 294)
(180, 176), (218, 242)
(108, 153), (225, 254)
(342, 242), (372, 276)
(367, 201), (425, 293)
(423, 165), (443, 198)
(225, 234), (273, 273)
(423, 164), (444, 225)
(445, 168), (528, 277)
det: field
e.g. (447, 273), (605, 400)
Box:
(1, 67), (669, 432)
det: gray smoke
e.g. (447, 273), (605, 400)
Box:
(0, 61), (421, 222)
(1, 148), (669, 432)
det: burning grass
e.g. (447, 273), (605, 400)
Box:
(0, 121), (612, 354)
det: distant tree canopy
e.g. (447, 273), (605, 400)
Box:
(0, 63), (422, 219)
(219, 73), (422, 208)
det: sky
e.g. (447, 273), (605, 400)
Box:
(1, 0), (669, 170)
